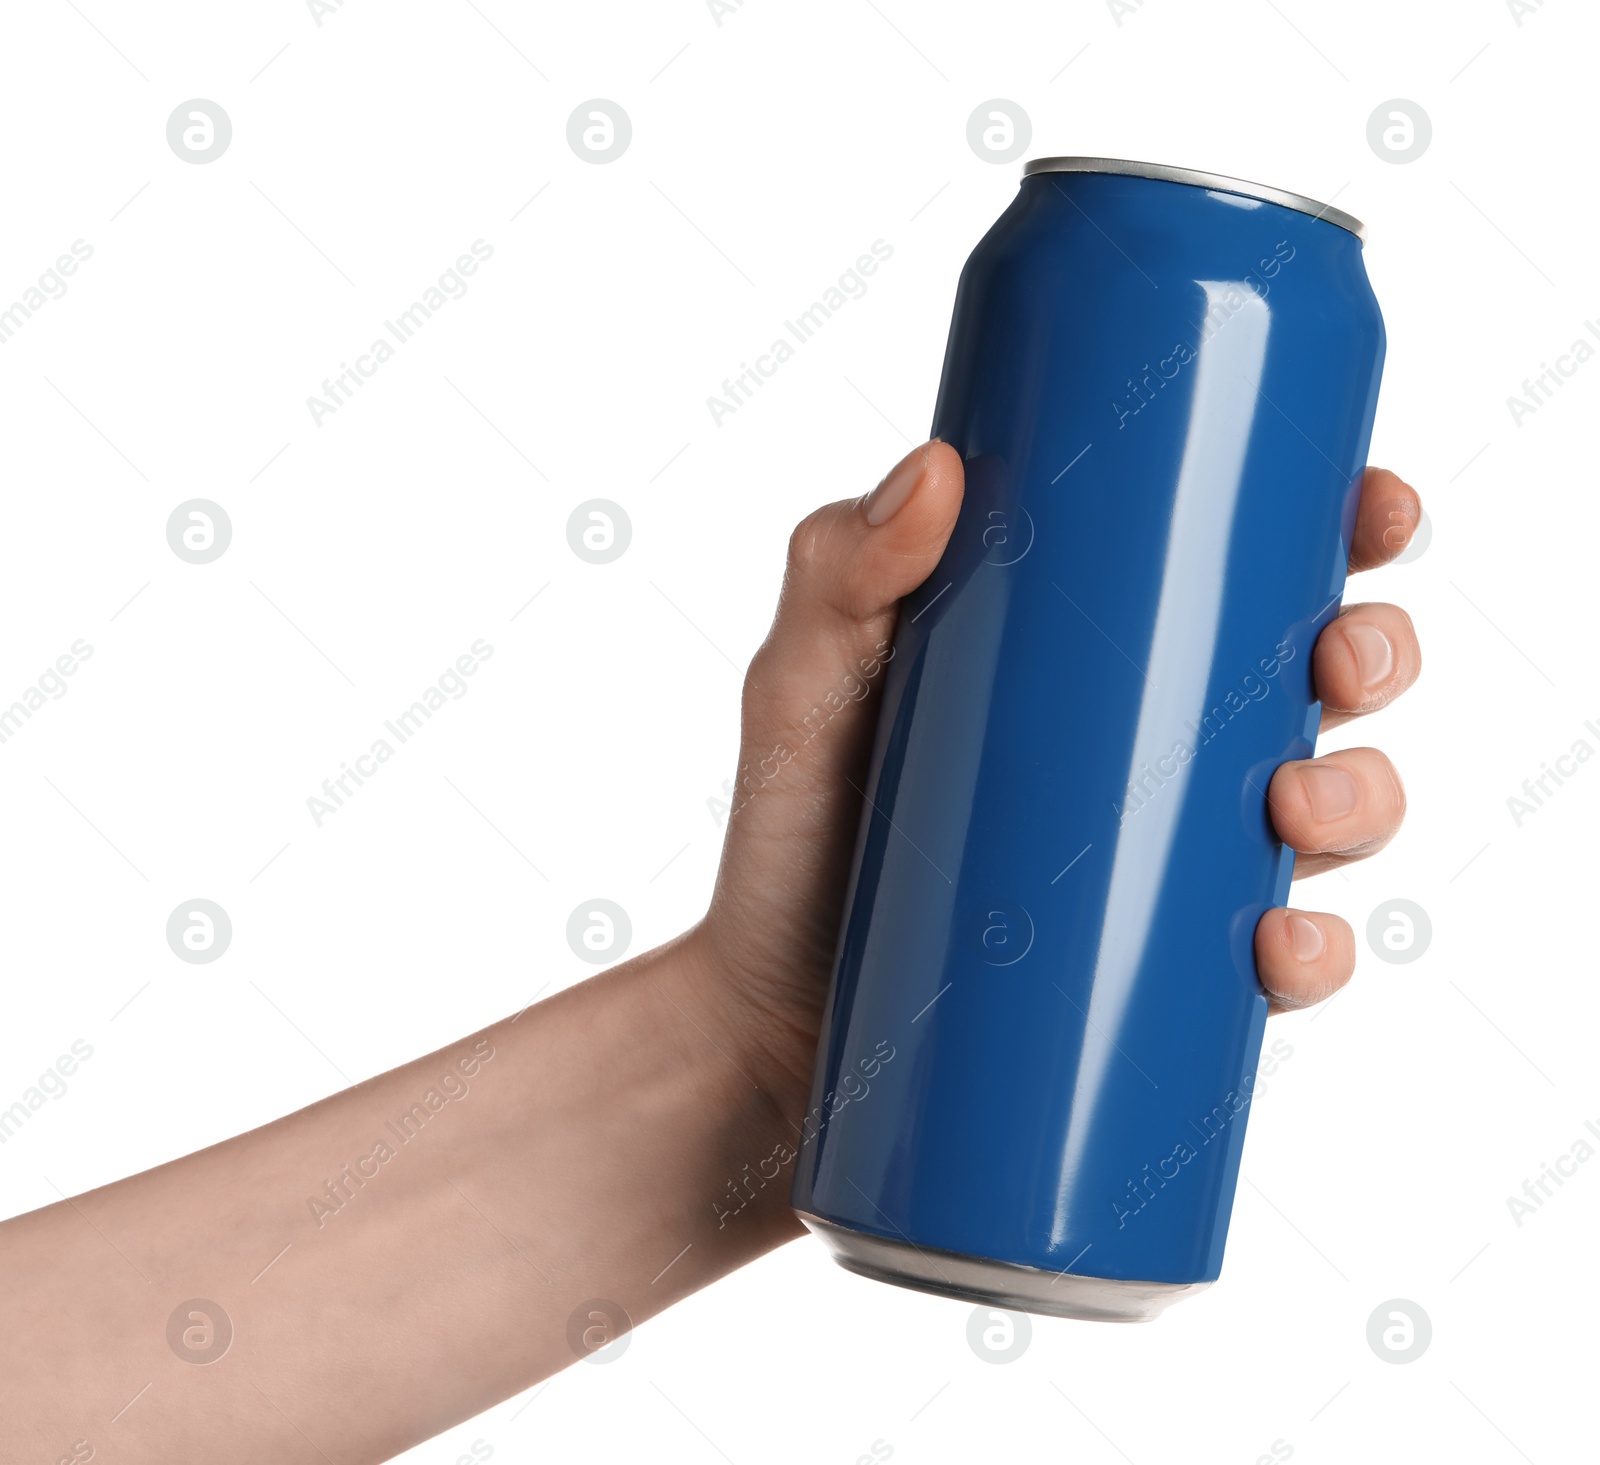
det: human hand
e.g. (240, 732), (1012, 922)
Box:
(0, 445), (1422, 1462)
(691, 442), (1422, 1107)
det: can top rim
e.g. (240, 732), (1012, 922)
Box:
(1021, 156), (1366, 242)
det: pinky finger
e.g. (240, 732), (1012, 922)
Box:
(1255, 908), (1356, 1015)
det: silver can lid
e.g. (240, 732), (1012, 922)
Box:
(1022, 156), (1365, 241)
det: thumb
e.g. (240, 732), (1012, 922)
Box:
(743, 439), (964, 743)
(701, 439), (964, 1070)
(695, 438), (963, 1092)
(779, 438), (966, 629)
(732, 436), (962, 840)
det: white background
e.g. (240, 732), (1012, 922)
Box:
(1, 1), (1594, 1461)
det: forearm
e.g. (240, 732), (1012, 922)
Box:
(0, 931), (804, 1464)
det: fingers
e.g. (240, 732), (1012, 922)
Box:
(1259, 472), (1420, 1009)
(1348, 468), (1423, 573)
(1257, 467), (1420, 1008)
(1268, 746), (1407, 879)
(1255, 908), (1355, 1013)
(1313, 602), (1421, 730)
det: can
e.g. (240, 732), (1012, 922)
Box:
(790, 157), (1385, 1321)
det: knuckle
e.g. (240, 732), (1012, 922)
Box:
(741, 648), (769, 707)
(785, 508), (832, 580)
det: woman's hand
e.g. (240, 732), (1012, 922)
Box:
(692, 443), (1423, 1105)
(0, 443), (1422, 1463)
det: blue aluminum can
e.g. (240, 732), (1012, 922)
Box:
(791, 158), (1384, 1320)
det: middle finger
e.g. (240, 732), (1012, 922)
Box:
(1313, 602), (1421, 732)
(1268, 746), (1407, 879)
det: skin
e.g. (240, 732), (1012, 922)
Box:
(0, 446), (1422, 1464)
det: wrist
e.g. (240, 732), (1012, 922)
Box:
(652, 925), (816, 1241)
(673, 919), (820, 1121)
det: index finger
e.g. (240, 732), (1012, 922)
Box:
(1348, 468), (1423, 573)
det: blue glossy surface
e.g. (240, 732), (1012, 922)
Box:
(791, 170), (1385, 1285)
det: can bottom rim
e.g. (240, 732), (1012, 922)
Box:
(796, 1210), (1210, 1323)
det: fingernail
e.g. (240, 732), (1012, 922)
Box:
(1344, 621), (1394, 691)
(864, 442), (933, 526)
(1287, 913), (1326, 964)
(1302, 764), (1358, 821)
